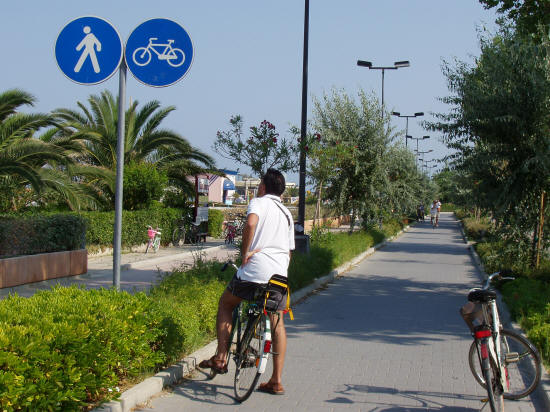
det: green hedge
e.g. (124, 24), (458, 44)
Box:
(0, 215), (86, 258)
(207, 209), (224, 238)
(0, 222), (405, 410)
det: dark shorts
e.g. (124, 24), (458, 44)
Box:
(226, 274), (287, 311)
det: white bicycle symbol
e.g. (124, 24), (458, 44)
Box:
(132, 38), (185, 67)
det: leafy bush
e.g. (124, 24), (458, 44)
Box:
(0, 214), (86, 258)
(207, 209), (224, 238)
(123, 162), (168, 210)
(501, 278), (550, 368)
(463, 217), (490, 241)
(0, 287), (165, 411)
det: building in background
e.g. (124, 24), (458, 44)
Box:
(208, 169), (237, 205)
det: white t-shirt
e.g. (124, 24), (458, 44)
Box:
(237, 194), (295, 283)
(430, 205), (437, 216)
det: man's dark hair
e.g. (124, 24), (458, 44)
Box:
(262, 168), (286, 196)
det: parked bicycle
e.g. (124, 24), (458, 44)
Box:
(460, 270), (542, 411)
(172, 218), (187, 246)
(145, 226), (161, 253)
(204, 261), (290, 402)
(224, 221), (238, 244)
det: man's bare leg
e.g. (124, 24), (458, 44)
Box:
(265, 312), (286, 387)
(215, 290), (242, 362)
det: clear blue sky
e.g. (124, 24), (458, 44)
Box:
(3, 1), (498, 183)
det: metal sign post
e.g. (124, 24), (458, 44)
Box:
(112, 61), (127, 290)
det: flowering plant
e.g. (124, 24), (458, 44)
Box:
(213, 115), (298, 177)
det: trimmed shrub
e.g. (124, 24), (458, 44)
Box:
(0, 214), (86, 258)
(208, 209), (224, 238)
(123, 162), (168, 210)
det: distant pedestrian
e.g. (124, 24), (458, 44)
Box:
(430, 200), (438, 227)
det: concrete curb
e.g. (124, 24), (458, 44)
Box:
(92, 226), (409, 412)
(457, 218), (550, 410)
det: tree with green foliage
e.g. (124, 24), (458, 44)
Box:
(54, 90), (216, 209)
(311, 89), (390, 229)
(478, 0), (549, 38)
(213, 115), (297, 177)
(427, 23), (550, 266)
(123, 161), (168, 210)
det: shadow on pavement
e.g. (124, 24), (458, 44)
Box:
(326, 383), (483, 410)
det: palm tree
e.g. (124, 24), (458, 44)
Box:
(54, 90), (217, 204)
(0, 89), (89, 211)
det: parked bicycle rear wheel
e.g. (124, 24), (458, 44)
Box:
(234, 314), (265, 402)
(469, 329), (541, 399)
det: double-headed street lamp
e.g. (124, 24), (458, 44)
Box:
(407, 135), (430, 155)
(414, 148), (433, 168)
(392, 111), (424, 147)
(357, 60), (410, 119)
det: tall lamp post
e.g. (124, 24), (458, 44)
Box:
(296, 0), (310, 253)
(356, 60), (410, 119)
(392, 111), (424, 147)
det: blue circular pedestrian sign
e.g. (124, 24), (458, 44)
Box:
(125, 18), (194, 87)
(55, 16), (123, 85)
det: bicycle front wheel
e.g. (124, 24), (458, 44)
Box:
(469, 329), (541, 399)
(234, 314), (266, 402)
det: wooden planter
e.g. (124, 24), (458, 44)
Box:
(0, 249), (87, 289)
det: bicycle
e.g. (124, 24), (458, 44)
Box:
(460, 270), (542, 411)
(224, 221), (237, 244)
(145, 226), (161, 253)
(205, 261), (291, 402)
(132, 37), (185, 67)
(172, 218), (187, 246)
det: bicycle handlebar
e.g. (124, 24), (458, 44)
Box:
(221, 260), (239, 272)
(483, 270), (515, 289)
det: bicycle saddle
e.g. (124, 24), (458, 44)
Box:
(467, 288), (497, 303)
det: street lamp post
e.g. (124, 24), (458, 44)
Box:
(296, 0), (310, 254)
(414, 148), (433, 168)
(406, 135), (430, 154)
(357, 60), (410, 120)
(392, 111), (424, 147)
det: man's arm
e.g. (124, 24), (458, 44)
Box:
(241, 213), (259, 265)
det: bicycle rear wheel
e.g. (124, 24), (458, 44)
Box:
(234, 314), (266, 402)
(469, 329), (541, 399)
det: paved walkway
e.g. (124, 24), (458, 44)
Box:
(139, 213), (546, 411)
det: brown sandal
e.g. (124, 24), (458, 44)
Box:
(258, 381), (285, 395)
(198, 356), (228, 374)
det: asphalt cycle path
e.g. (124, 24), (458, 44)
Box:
(139, 212), (546, 411)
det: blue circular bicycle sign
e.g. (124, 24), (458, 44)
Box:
(125, 18), (194, 87)
(55, 16), (123, 85)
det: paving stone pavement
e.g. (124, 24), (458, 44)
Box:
(138, 213), (546, 411)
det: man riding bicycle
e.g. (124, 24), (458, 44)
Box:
(199, 169), (295, 395)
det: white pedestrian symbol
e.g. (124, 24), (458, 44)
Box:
(74, 26), (101, 73)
